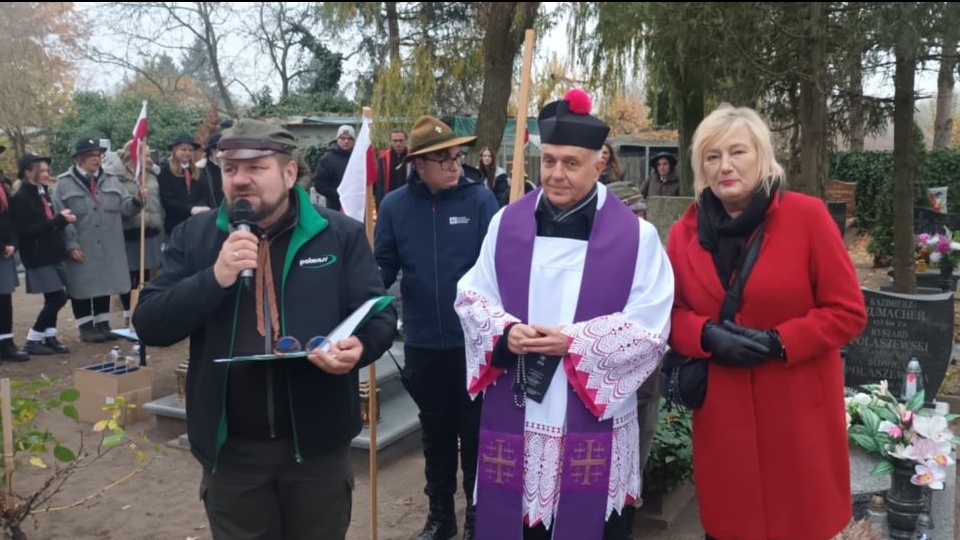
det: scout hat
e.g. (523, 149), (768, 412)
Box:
(169, 133), (201, 151)
(649, 151), (677, 170)
(17, 153), (51, 179)
(73, 138), (108, 157)
(216, 118), (298, 160)
(538, 88), (609, 150)
(404, 115), (476, 163)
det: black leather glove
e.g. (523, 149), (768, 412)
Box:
(722, 320), (785, 359)
(701, 322), (771, 367)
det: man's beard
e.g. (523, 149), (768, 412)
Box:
(229, 193), (285, 223)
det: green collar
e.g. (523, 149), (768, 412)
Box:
(215, 185), (326, 236)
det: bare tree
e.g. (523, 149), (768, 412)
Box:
(244, 2), (316, 100)
(84, 2), (240, 115)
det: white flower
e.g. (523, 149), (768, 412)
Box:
(931, 252), (943, 264)
(913, 414), (953, 443)
(846, 411), (852, 429)
(951, 241), (960, 251)
(911, 462), (947, 490)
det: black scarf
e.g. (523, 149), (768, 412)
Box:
(697, 183), (778, 288)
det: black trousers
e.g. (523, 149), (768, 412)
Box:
(522, 510), (630, 540)
(200, 438), (353, 540)
(402, 345), (482, 501)
(33, 290), (68, 332)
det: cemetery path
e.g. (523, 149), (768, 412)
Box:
(2, 224), (954, 539)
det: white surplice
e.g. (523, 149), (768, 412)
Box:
(454, 186), (674, 528)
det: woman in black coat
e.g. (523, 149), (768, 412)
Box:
(10, 154), (76, 356)
(0, 160), (27, 361)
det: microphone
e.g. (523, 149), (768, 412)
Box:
(230, 199), (256, 290)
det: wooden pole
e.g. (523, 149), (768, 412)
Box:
(361, 105), (379, 540)
(2, 378), (16, 509)
(509, 29), (536, 204)
(128, 135), (149, 328)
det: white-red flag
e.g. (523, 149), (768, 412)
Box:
(338, 116), (377, 222)
(130, 100), (149, 183)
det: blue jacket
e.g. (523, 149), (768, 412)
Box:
(375, 171), (499, 349)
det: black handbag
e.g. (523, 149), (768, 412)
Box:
(659, 223), (765, 410)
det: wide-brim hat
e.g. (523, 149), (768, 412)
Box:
(73, 138), (108, 157)
(169, 133), (201, 151)
(649, 151), (677, 169)
(404, 115), (476, 164)
(538, 88), (609, 151)
(17, 153), (51, 178)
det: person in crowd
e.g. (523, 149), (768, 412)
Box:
(374, 128), (409, 207)
(133, 119), (397, 540)
(106, 139), (164, 326)
(598, 141), (623, 185)
(11, 153), (75, 356)
(641, 152), (680, 198)
(199, 132), (225, 208)
(158, 133), (211, 238)
(476, 146), (509, 207)
(313, 125), (355, 211)
(375, 115), (499, 540)
(454, 89), (674, 540)
(0, 144), (28, 362)
(53, 138), (144, 343)
(666, 104), (867, 540)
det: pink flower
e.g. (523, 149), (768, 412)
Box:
(919, 233), (931, 243)
(901, 410), (914, 425)
(911, 463), (946, 490)
(937, 238), (952, 253)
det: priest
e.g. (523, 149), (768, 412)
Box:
(454, 89), (674, 540)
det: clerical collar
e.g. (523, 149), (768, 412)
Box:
(534, 184), (598, 241)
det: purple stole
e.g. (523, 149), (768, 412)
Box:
(476, 188), (639, 540)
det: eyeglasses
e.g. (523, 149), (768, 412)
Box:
(420, 151), (464, 172)
(275, 335), (329, 355)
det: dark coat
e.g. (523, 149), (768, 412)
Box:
(667, 190), (867, 539)
(158, 161), (213, 236)
(312, 141), (352, 211)
(133, 186), (397, 471)
(10, 182), (68, 268)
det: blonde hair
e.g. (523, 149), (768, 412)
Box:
(691, 104), (785, 199)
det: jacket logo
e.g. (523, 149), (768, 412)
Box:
(449, 216), (470, 225)
(299, 255), (337, 268)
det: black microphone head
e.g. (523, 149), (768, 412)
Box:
(230, 199), (255, 225)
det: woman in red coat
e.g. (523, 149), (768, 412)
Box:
(666, 104), (867, 540)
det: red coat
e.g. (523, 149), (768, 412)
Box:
(666, 190), (867, 540)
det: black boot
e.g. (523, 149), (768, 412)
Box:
(462, 499), (476, 540)
(79, 321), (106, 343)
(24, 339), (56, 355)
(95, 321), (118, 341)
(622, 505), (636, 540)
(416, 497), (457, 540)
(44, 336), (70, 354)
(0, 339), (30, 362)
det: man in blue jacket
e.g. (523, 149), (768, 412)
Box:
(375, 115), (499, 540)
(134, 119), (396, 540)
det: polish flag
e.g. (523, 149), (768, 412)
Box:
(130, 100), (149, 184)
(338, 115), (377, 223)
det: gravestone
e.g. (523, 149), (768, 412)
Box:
(827, 201), (846, 237)
(645, 196), (695, 247)
(827, 180), (857, 214)
(914, 206), (960, 235)
(844, 288), (954, 402)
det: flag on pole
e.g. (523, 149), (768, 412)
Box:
(130, 100), (149, 183)
(338, 116), (376, 222)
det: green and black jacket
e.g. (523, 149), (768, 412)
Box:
(134, 185), (397, 471)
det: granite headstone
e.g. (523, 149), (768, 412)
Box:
(844, 288), (954, 402)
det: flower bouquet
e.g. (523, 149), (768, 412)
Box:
(845, 381), (959, 489)
(915, 229), (960, 270)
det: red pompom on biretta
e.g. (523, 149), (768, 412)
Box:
(563, 88), (592, 115)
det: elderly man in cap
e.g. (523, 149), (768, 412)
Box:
(158, 132), (212, 238)
(312, 124), (355, 211)
(374, 115), (499, 540)
(53, 138), (145, 343)
(133, 119), (397, 540)
(454, 89), (675, 540)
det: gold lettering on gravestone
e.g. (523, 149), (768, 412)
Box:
(827, 180), (857, 213)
